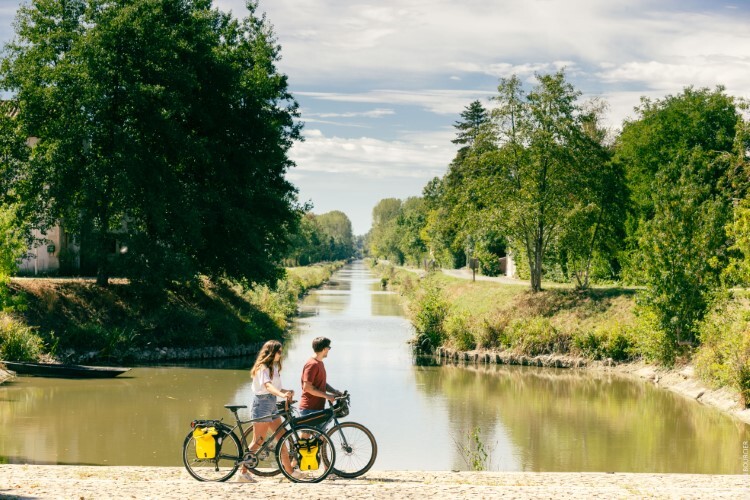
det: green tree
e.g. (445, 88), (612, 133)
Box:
(317, 210), (355, 261)
(2, 0), (301, 288)
(615, 87), (740, 357)
(369, 198), (403, 262)
(486, 72), (600, 292)
(396, 196), (428, 266)
(556, 99), (626, 288)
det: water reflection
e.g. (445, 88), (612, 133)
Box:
(414, 362), (750, 473)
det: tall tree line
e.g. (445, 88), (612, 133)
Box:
(368, 71), (749, 358)
(0, 0), (301, 289)
(286, 210), (356, 266)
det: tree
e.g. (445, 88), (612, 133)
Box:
(369, 198), (403, 262)
(396, 197), (428, 266)
(615, 87), (741, 355)
(452, 100), (492, 162)
(316, 210), (355, 261)
(556, 99), (626, 288)
(486, 72), (601, 292)
(2, 0), (301, 288)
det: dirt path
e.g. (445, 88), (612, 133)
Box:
(0, 465), (747, 499)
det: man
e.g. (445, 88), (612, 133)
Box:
(299, 336), (341, 417)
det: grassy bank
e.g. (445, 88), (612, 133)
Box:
(372, 261), (750, 407)
(0, 262), (344, 365)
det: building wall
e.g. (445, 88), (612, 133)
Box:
(17, 226), (79, 276)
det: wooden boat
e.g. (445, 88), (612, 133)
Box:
(0, 361), (131, 378)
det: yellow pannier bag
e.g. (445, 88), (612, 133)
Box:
(297, 438), (320, 471)
(193, 427), (219, 459)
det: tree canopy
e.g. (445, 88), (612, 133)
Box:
(1, 0), (301, 287)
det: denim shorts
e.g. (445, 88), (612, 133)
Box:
(251, 394), (277, 422)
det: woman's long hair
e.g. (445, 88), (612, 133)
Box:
(251, 340), (283, 377)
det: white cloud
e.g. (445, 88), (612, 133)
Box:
(297, 89), (493, 115)
(597, 57), (750, 94)
(290, 129), (456, 180)
(307, 108), (395, 119)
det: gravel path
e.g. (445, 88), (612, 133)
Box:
(0, 465), (747, 499)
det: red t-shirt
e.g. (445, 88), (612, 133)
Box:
(300, 358), (327, 411)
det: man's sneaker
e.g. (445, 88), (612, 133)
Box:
(236, 471), (257, 483)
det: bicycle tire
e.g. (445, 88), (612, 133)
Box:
(327, 421), (377, 478)
(182, 428), (241, 482)
(275, 426), (336, 483)
(241, 424), (282, 477)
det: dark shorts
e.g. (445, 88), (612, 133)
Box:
(251, 394), (277, 422)
(298, 408), (329, 430)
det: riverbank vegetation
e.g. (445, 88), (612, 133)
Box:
(0, 262), (343, 364)
(366, 70), (750, 405)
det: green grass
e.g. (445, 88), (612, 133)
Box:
(6, 261), (344, 362)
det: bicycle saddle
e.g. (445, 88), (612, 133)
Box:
(224, 404), (247, 411)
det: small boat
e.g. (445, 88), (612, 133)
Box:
(0, 361), (131, 379)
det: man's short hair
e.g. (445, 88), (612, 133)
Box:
(312, 336), (331, 353)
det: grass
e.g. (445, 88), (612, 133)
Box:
(4, 261), (344, 363)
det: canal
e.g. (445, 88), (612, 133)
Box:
(1, 261), (747, 473)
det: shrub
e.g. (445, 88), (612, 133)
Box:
(572, 320), (637, 361)
(629, 306), (674, 364)
(445, 311), (475, 351)
(0, 315), (43, 361)
(505, 316), (568, 355)
(695, 303), (750, 406)
(476, 310), (511, 349)
(409, 277), (448, 351)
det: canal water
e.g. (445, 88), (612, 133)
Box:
(1, 261), (748, 473)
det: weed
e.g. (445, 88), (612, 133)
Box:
(453, 426), (495, 471)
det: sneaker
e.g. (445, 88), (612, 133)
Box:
(291, 471), (311, 481)
(236, 471), (257, 483)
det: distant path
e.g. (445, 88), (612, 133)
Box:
(441, 267), (528, 285)
(0, 466), (746, 499)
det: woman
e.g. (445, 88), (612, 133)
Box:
(237, 340), (295, 483)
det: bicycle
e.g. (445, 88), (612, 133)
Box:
(182, 400), (336, 483)
(242, 391), (377, 479)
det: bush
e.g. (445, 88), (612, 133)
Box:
(0, 315), (43, 361)
(409, 277), (448, 351)
(445, 312), (475, 351)
(505, 316), (568, 355)
(628, 306), (674, 364)
(572, 320), (637, 361)
(695, 303), (750, 406)
(475, 310), (511, 349)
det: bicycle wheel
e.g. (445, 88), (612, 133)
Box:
(182, 429), (241, 482)
(327, 421), (377, 478)
(275, 426), (336, 483)
(241, 425), (282, 476)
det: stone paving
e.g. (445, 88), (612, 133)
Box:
(0, 465), (748, 499)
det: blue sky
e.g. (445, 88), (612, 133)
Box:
(3, 1), (750, 235)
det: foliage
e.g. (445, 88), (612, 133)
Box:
(286, 212), (355, 265)
(572, 320), (637, 361)
(368, 198), (404, 263)
(615, 88), (739, 355)
(503, 316), (568, 355)
(695, 301), (750, 407)
(0, 315), (43, 361)
(453, 426), (494, 471)
(2, 0), (301, 288)
(409, 275), (448, 352)
(0, 205), (27, 310)
(444, 311), (475, 351)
